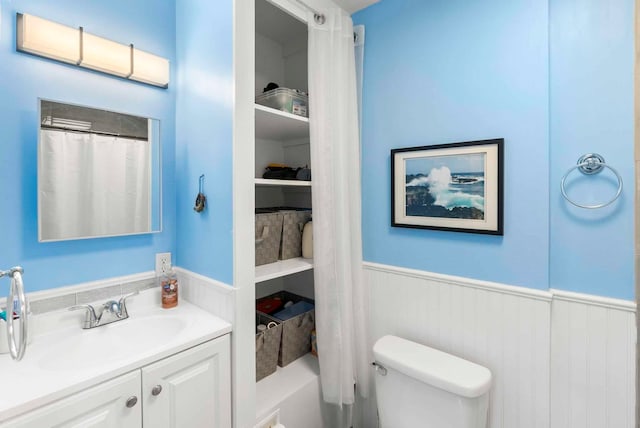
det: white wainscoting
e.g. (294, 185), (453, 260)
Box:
(550, 290), (636, 428)
(175, 268), (235, 323)
(363, 262), (636, 428)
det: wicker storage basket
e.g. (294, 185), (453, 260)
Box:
(255, 210), (284, 266)
(257, 291), (315, 367)
(255, 312), (282, 381)
(279, 209), (312, 260)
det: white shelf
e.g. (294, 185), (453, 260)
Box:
(255, 178), (311, 187)
(256, 353), (319, 419)
(255, 104), (309, 141)
(255, 257), (313, 283)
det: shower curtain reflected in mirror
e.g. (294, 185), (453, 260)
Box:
(39, 129), (151, 241)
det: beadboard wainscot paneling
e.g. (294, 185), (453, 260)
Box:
(550, 290), (636, 428)
(363, 263), (637, 428)
(364, 262), (552, 428)
(175, 268), (235, 323)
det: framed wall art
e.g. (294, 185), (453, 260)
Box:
(391, 139), (504, 235)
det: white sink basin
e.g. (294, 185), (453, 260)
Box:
(39, 315), (186, 371)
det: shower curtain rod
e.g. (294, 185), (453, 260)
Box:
(293, 0), (326, 24)
(41, 125), (148, 141)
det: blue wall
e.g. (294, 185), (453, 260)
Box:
(549, 0), (634, 299)
(355, 0), (635, 299)
(354, 0), (550, 290)
(175, 0), (234, 285)
(0, 0), (176, 292)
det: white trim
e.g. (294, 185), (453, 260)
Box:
(363, 262), (553, 302)
(266, 0), (309, 23)
(232, 0), (257, 426)
(363, 262), (636, 312)
(175, 267), (235, 324)
(255, 178), (312, 187)
(174, 267), (234, 294)
(255, 257), (314, 283)
(550, 288), (637, 312)
(255, 103), (309, 123)
(25, 270), (155, 303)
(21, 268), (235, 307)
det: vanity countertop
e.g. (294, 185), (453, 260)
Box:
(0, 289), (232, 422)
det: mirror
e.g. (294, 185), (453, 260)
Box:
(38, 100), (161, 242)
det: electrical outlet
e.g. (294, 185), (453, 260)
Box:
(155, 252), (171, 276)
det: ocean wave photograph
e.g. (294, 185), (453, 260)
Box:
(405, 153), (486, 220)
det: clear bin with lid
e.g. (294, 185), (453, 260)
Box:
(256, 88), (308, 117)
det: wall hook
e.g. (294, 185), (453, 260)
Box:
(194, 174), (206, 213)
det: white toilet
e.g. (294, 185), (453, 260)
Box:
(373, 335), (492, 428)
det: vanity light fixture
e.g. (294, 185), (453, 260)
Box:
(16, 13), (170, 88)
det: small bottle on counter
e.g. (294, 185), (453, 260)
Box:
(160, 266), (179, 309)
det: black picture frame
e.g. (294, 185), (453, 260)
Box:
(391, 139), (504, 235)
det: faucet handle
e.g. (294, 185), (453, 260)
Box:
(69, 304), (96, 314)
(118, 291), (139, 318)
(69, 304), (98, 328)
(103, 300), (121, 317)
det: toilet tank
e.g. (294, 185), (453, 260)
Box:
(373, 335), (492, 428)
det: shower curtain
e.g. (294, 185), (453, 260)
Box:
(308, 8), (369, 424)
(39, 129), (151, 240)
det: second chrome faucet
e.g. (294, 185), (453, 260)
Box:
(69, 291), (139, 329)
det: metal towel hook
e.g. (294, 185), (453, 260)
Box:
(560, 153), (623, 209)
(194, 174), (206, 213)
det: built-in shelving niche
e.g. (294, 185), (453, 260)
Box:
(253, 0), (317, 416)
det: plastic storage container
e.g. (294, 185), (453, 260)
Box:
(256, 88), (308, 117)
(160, 266), (179, 309)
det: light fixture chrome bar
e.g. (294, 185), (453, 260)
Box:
(293, 0), (326, 24)
(127, 43), (134, 78)
(77, 26), (84, 66)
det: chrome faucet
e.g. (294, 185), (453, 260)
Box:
(69, 291), (139, 329)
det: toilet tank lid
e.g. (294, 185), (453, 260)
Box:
(373, 335), (492, 398)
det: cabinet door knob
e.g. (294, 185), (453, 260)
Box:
(151, 385), (163, 396)
(126, 396), (138, 408)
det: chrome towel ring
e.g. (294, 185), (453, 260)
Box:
(0, 267), (28, 361)
(560, 153), (623, 209)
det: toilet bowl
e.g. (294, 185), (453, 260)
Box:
(373, 335), (492, 428)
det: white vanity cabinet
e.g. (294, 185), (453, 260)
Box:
(4, 335), (231, 428)
(141, 335), (231, 428)
(3, 371), (142, 428)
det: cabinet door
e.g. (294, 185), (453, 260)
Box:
(141, 335), (231, 428)
(5, 371), (141, 428)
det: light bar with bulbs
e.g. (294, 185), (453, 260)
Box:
(16, 13), (170, 88)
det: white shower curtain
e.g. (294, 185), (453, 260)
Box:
(39, 130), (151, 240)
(308, 8), (369, 421)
